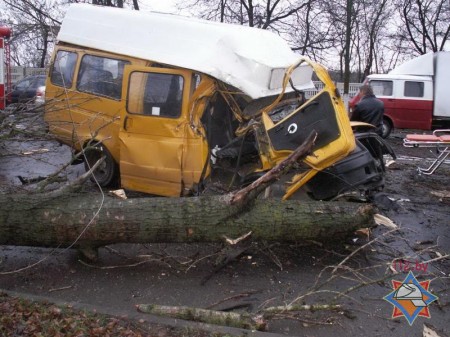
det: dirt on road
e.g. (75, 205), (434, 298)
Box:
(0, 111), (449, 337)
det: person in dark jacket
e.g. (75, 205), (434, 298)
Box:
(351, 84), (384, 136)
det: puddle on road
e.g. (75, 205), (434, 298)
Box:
(0, 140), (84, 187)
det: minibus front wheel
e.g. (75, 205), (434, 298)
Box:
(83, 145), (118, 187)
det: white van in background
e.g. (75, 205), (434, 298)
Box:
(350, 52), (450, 137)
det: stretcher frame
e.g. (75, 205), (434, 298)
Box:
(403, 129), (450, 175)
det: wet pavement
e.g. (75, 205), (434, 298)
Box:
(0, 111), (449, 336)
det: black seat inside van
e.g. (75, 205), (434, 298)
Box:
(78, 69), (120, 99)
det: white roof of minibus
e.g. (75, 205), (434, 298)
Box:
(368, 74), (432, 81)
(57, 4), (314, 99)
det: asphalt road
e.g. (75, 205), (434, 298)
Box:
(1, 112), (449, 336)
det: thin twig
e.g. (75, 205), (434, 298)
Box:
(78, 257), (171, 269)
(48, 285), (73, 293)
(331, 228), (400, 274)
(206, 290), (262, 309)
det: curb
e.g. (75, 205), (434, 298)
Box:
(1, 289), (291, 337)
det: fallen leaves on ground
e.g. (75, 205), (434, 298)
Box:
(0, 292), (151, 337)
(373, 214), (397, 229)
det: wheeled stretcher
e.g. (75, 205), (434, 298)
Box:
(403, 129), (450, 175)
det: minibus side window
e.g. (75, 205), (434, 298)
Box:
(404, 81), (424, 97)
(77, 54), (129, 100)
(50, 51), (77, 88)
(127, 72), (183, 118)
(369, 80), (393, 96)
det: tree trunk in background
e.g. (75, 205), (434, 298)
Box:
(0, 192), (374, 248)
(39, 28), (48, 68)
(343, 0), (353, 95)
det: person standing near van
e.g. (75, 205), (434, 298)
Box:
(351, 84), (384, 136)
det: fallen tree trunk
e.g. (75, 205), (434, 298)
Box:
(0, 131), (374, 249)
(0, 192), (374, 248)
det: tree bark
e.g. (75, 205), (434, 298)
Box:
(0, 130), (374, 249)
(0, 191), (374, 248)
(137, 304), (267, 331)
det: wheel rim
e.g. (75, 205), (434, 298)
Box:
(85, 149), (111, 183)
(94, 159), (109, 179)
(381, 120), (391, 138)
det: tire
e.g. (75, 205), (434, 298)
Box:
(381, 117), (392, 139)
(83, 145), (118, 187)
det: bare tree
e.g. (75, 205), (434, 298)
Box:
(397, 0), (450, 55)
(67, 0), (140, 10)
(0, 0), (62, 67)
(289, 0), (338, 63)
(0, 0), (142, 67)
(176, 0), (342, 69)
(359, 0), (390, 79)
(342, 0), (353, 94)
(319, 0), (361, 87)
(177, 0), (309, 32)
(240, 0), (309, 29)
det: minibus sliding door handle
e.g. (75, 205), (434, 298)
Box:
(123, 116), (129, 130)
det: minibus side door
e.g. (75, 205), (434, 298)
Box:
(119, 66), (193, 197)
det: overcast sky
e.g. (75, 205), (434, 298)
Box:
(138, 0), (179, 14)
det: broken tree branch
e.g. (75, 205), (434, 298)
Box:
(136, 301), (342, 331)
(201, 232), (253, 285)
(264, 303), (341, 313)
(46, 156), (105, 197)
(229, 130), (317, 206)
(136, 304), (267, 331)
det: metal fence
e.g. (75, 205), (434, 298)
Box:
(8, 67), (361, 98)
(10, 66), (47, 84)
(306, 81), (360, 98)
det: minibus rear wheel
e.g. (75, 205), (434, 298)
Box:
(83, 145), (118, 187)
